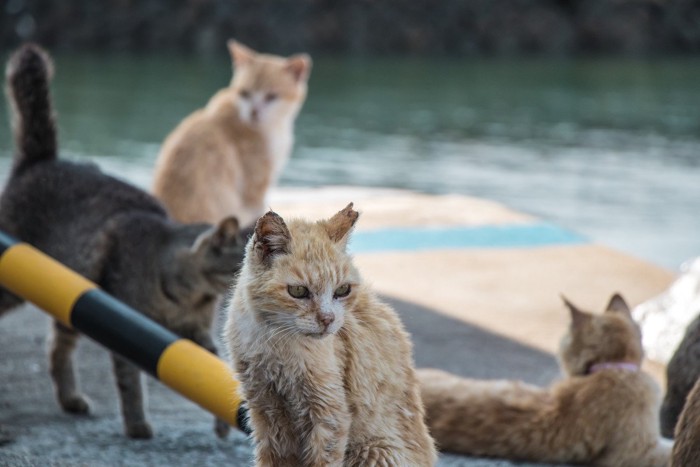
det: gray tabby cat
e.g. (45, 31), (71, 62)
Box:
(0, 44), (245, 439)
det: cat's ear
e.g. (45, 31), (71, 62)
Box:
(211, 216), (240, 249)
(605, 293), (631, 315)
(285, 54), (312, 83)
(324, 203), (359, 247)
(561, 295), (590, 329)
(191, 216), (240, 254)
(253, 210), (291, 264)
(228, 40), (255, 67)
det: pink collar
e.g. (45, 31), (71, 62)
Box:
(588, 362), (640, 374)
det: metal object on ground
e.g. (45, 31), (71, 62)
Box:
(0, 230), (249, 433)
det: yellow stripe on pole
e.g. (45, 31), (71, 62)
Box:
(0, 244), (95, 326)
(157, 339), (242, 427)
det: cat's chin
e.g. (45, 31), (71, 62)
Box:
(304, 330), (335, 339)
(240, 116), (265, 130)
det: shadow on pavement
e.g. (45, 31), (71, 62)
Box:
(383, 295), (561, 385)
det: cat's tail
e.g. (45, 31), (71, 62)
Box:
(5, 43), (57, 174)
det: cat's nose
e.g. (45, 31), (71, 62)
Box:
(251, 108), (259, 121)
(319, 313), (335, 329)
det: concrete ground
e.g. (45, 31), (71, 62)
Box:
(0, 187), (674, 466)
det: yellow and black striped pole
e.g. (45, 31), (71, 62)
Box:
(0, 230), (249, 433)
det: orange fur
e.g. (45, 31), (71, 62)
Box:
(225, 204), (436, 466)
(419, 294), (672, 467)
(152, 40), (311, 227)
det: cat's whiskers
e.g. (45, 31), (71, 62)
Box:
(265, 323), (295, 344)
(262, 321), (298, 353)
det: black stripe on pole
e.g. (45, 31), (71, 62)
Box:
(236, 404), (251, 435)
(71, 289), (178, 376)
(0, 230), (18, 255)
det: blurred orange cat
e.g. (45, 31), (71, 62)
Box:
(153, 40), (311, 227)
(419, 294), (672, 467)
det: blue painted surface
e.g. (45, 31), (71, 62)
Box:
(348, 223), (587, 254)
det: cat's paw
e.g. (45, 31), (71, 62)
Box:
(214, 417), (230, 439)
(125, 421), (153, 439)
(346, 444), (398, 467)
(60, 394), (91, 415)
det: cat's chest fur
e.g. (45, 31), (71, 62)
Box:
(265, 123), (293, 181)
(233, 316), (347, 415)
(216, 118), (293, 227)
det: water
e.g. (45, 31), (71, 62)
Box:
(0, 53), (699, 270)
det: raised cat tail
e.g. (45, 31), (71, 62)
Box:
(5, 43), (57, 174)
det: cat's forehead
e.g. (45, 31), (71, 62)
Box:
(576, 311), (637, 338)
(235, 56), (297, 89)
(287, 220), (342, 255)
(258, 219), (354, 286)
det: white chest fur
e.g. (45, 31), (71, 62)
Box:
(266, 121), (294, 183)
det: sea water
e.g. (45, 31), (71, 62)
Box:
(0, 53), (698, 270)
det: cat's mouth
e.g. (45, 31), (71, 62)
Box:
(308, 331), (332, 339)
(301, 328), (336, 339)
(294, 316), (342, 338)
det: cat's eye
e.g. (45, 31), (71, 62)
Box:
(265, 92), (278, 102)
(288, 285), (310, 299)
(239, 89), (251, 99)
(334, 284), (351, 298)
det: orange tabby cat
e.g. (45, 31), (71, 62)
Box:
(152, 40), (311, 227)
(419, 294), (672, 467)
(224, 204), (436, 466)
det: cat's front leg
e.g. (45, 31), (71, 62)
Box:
(301, 411), (349, 466)
(49, 321), (91, 414)
(250, 410), (302, 467)
(254, 443), (301, 467)
(245, 385), (302, 467)
(111, 354), (153, 439)
(300, 387), (350, 466)
(345, 441), (401, 467)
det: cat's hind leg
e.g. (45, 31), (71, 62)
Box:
(49, 321), (91, 414)
(111, 354), (153, 439)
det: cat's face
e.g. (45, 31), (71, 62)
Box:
(163, 216), (246, 306)
(228, 40), (311, 129)
(241, 204), (360, 338)
(558, 294), (643, 376)
(191, 216), (246, 292)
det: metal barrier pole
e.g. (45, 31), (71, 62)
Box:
(0, 230), (249, 433)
